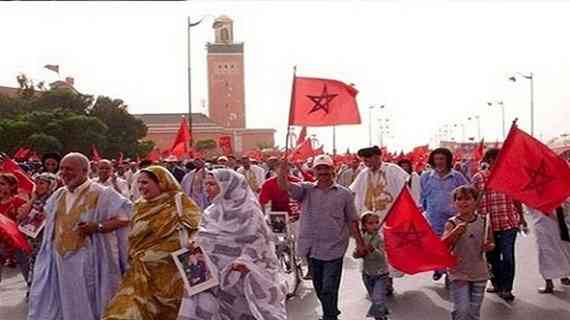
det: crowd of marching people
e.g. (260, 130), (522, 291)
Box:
(0, 144), (569, 320)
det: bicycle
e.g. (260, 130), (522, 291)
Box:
(268, 211), (304, 299)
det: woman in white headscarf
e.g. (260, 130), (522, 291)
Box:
(178, 169), (287, 320)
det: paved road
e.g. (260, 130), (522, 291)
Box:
(2, 221), (570, 319)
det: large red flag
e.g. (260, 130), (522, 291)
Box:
(486, 125), (570, 213)
(91, 145), (102, 161)
(0, 159), (35, 194)
(0, 214), (31, 253)
(383, 187), (457, 274)
(289, 76), (361, 127)
(288, 138), (314, 162)
(170, 116), (191, 157)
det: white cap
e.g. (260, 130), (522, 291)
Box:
(313, 155), (334, 168)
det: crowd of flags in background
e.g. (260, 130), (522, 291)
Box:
(2, 72), (570, 274)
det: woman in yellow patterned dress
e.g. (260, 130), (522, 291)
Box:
(103, 166), (201, 320)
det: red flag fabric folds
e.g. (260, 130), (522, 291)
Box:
(13, 148), (30, 160)
(486, 125), (570, 213)
(170, 116), (191, 157)
(288, 138), (314, 162)
(383, 187), (457, 274)
(0, 214), (32, 253)
(0, 159), (35, 194)
(289, 77), (361, 127)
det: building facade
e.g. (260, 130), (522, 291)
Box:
(136, 15), (275, 156)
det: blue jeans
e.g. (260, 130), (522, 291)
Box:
(450, 280), (486, 320)
(362, 273), (389, 319)
(309, 257), (344, 320)
(486, 228), (517, 292)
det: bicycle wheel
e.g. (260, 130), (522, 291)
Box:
(276, 242), (300, 299)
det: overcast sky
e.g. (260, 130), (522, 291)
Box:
(1, 1), (569, 152)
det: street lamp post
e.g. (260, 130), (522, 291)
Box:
(487, 100), (505, 140)
(453, 123), (465, 142)
(378, 118), (390, 148)
(188, 15), (215, 147)
(368, 105), (384, 146)
(467, 115), (481, 140)
(509, 72), (534, 136)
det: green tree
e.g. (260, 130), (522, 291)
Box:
(26, 133), (63, 154)
(136, 140), (156, 158)
(90, 96), (148, 158)
(0, 75), (150, 158)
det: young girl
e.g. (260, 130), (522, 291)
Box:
(443, 186), (495, 320)
(354, 211), (390, 320)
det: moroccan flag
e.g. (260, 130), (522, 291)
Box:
(288, 138), (314, 162)
(44, 64), (59, 73)
(486, 125), (570, 213)
(296, 126), (307, 146)
(0, 159), (35, 194)
(218, 136), (233, 156)
(383, 187), (457, 274)
(170, 116), (191, 157)
(0, 214), (32, 254)
(91, 145), (102, 161)
(288, 76), (361, 127)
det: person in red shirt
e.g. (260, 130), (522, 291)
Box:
(259, 174), (301, 218)
(259, 163), (313, 279)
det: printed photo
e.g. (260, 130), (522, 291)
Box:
(172, 246), (219, 296)
(269, 211), (289, 235)
(18, 209), (47, 238)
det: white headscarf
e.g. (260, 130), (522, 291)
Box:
(202, 168), (264, 236)
(182, 169), (287, 320)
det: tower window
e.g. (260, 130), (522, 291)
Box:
(221, 28), (229, 42)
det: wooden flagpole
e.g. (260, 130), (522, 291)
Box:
(285, 65), (297, 157)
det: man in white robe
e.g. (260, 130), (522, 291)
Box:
(28, 153), (131, 320)
(94, 159), (130, 198)
(237, 156), (266, 194)
(528, 199), (570, 294)
(350, 146), (410, 294)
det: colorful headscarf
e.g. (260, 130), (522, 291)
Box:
(140, 165), (182, 195)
